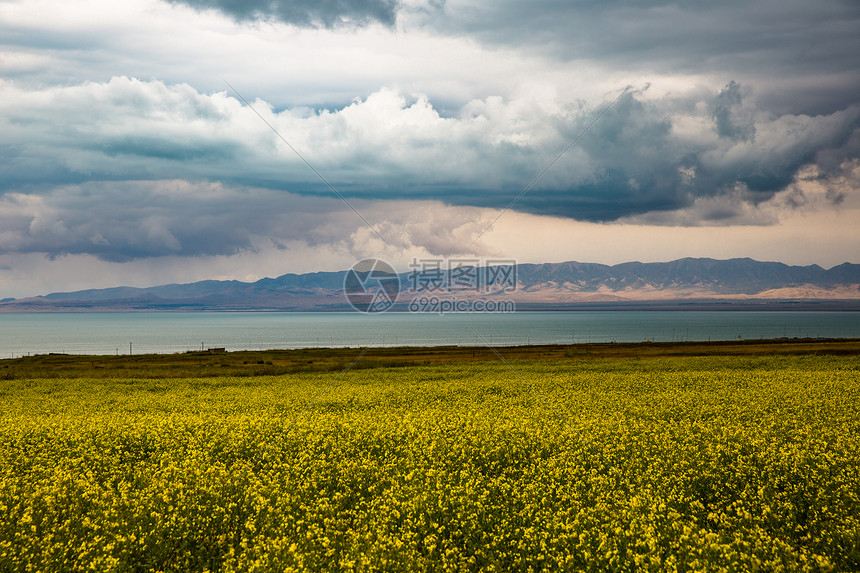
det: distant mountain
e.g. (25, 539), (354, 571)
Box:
(513, 258), (859, 296)
(1, 258), (859, 312)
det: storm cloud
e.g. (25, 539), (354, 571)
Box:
(167, 0), (399, 28)
(0, 179), (497, 262)
(1, 77), (857, 231)
(423, 0), (860, 114)
(0, 0), (858, 294)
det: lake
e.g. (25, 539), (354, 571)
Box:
(0, 311), (857, 357)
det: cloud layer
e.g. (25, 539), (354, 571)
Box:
(425, 0), (860, 114)
(2, 77), (857, 228)
(0, 179), (499, 262)
(0, 0), (858, 296)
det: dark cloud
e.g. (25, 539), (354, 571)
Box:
(459, 89), (860, 221)
(98, 136), (240, 162)
(712, 81), (755, 142)
(0, 180), (495, 263)
(0, 182), (346, 261)
(168, 0), (400, 27)
(425, 0), (860, 116)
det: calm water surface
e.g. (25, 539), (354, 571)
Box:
(0, 311), (857, 357)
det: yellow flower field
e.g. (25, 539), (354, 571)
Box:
(1, 354), (858, 571)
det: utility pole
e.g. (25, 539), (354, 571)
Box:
(129, 342), (132, 355)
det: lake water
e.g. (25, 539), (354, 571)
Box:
(0, 311), (857, 357)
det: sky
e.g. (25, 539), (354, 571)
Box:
(1, 0), (859, 297)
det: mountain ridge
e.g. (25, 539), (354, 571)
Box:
(2, 257), (859, 311)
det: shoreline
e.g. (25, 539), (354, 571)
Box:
(4, 337), (859, 379)
(3, 299), (860, 312)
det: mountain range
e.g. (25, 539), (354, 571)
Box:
(1, 257), (859, 312)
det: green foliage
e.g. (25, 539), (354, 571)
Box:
(1, 355), (858, 571)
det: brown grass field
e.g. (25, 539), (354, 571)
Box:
(2, 337), (859, 380)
